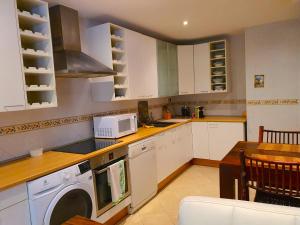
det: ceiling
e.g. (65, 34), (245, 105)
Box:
(45, 0), (300, 42)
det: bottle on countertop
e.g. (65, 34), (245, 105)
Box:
(194, 106), (205, 118)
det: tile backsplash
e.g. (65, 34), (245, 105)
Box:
(0, 79), (167, 163)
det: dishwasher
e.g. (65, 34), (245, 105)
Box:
(128, 137), (157, 213)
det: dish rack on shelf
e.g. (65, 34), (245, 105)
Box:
(17, 0), (57, 109)
(209, 40), (229, 93)
(86, 23), (129, 101)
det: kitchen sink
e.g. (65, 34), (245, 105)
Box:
(148, 121), (178, 127)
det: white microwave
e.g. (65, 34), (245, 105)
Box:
(93, 113), (138, 138)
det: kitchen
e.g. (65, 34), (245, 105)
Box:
(0, 0), (300, 225)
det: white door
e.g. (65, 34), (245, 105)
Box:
(178, 45), (194, 95)
(0, 201), (31, 225)
(208, 122), (244, 160)
(0, 0), (26, 112)
(192, 122), (210, 159)
(125, 29), (158, 99)
(194, 43), (211, 94)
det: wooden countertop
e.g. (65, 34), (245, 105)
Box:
(191, 116), (246, 123)
(0, 116), (246, 191)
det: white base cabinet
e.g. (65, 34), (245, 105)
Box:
(192, 122), (245, 161)
(154, 123), (193, 183)
(192, 122), (210, 159)
(208, 122), (244, 160)
(0, 184), (30, 225)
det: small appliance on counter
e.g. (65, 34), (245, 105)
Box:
(181, 105), (191, 117)
(194, 106), (205, 118)
(138, 101), (150, 126)
(93, 113), (137, 138)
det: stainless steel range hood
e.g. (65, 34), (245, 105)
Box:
(49, 5), (116, 78)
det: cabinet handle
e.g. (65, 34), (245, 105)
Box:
(4, 105), (25, 111)
(180, 91), (189, 95)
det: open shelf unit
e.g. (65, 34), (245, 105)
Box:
(209, 40), (228, 93)
(16, 0), (57, 109)
(86, 23), (129, 101)
(109, 24), (129, 100)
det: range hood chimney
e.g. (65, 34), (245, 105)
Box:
(49, 5), (116, 78)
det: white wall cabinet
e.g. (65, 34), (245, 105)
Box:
(0, 0), (26, 112)
(178, 45), (194, 95)
(86, 23), (129, 101)
(192, 122), (210, 159)
(208, 122), (244, 160)
(125, 29), (158, 99)
(0, 184), (30, 225)
(0, 0), (57, 111)
(194, 43), (211, 94)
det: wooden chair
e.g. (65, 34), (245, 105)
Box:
(258, 126), (300, 144)
(240, 149), (300, 207)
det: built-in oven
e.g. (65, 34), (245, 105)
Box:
(89, 146), (131, 217)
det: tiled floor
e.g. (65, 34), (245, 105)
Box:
(117, 165), (220, 225)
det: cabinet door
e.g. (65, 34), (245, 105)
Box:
(0, 0), (26, 112)
(192, 122), (210, 159)
(0, 201), (31, 225)
(178, 45), (194, 95)
(168, 128), (180, 172)
(126, 29), (158, 99)
(167, 43), (179, 96)
(155, 132), (171, 183)
(194, 43), (210, 94)
(208, 122), (244, 160)
(181, 123), (193, 163)
(157, 40), (169, 97)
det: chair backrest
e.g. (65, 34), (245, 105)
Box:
(240, 149), (300, 201)
(258, 126), (300, 144)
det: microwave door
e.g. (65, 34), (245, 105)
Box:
(118, 118), (131, 136)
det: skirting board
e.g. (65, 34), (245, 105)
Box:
(192, 158), (220, 168)
(158, 161), (193, 192)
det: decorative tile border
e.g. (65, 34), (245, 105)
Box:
(247, 99), (300, 106)
(0, 104), (164, 137)
(172, 99), (246, 106)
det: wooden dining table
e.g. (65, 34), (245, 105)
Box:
(219, 141), (300, 200)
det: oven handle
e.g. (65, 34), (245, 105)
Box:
(94, 158), (129, 175)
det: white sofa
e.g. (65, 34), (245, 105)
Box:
(178, 196), (300, 225)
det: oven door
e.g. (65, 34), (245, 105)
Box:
(92, 158), (130, 216)
(43, 183), (94, 225)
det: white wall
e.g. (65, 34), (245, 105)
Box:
(0, 79), (167, 162)
(171, 32), (246, 116)
(245, 19), (300, 140)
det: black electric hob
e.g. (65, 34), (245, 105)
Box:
(54, 138), (122, 154)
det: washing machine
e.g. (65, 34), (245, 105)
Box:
(27, 161), (96, 225)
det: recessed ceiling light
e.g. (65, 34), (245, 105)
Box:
(183, 21), (188, 26)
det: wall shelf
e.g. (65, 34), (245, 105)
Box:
(17, 0), (57, 109)
(18, 10), (47, 25)
(86, 23), (129, 101)
(209, 40), (228, 92)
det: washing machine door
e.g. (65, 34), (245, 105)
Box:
(43, 183), (93, 225)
